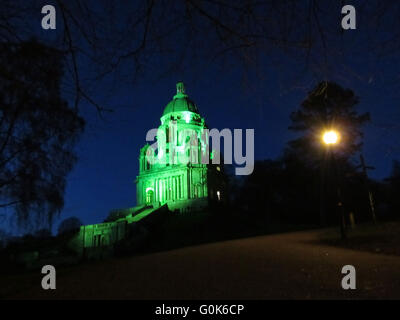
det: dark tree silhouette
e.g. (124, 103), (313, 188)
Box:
(0, 229), (9, 248)
(58, 216), (82, 235)
(287, 81), (370, 225)
(238, 157), (322, 226)
(0, 40), (85, 230)
(288, 81), (370, 167)
(34, 228), (52, 239)
(385, 160), (400, 218)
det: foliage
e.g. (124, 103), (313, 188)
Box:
(236, 82), (374, 226)
(0, 40), (85, 230)
(383, 160), (400, 219)
(288, 81), (370, 167)
(57, 216), (82, 235)
(34, 228), (52, 239)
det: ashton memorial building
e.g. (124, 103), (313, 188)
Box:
(71, 82), (226, 256)
(135, 81), (225, 213)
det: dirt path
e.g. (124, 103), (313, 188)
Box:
(3, 229), (400, 299)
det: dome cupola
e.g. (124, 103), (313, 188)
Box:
(162, 81), (199, 116)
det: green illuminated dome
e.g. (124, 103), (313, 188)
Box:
(162, 81), (199, 116)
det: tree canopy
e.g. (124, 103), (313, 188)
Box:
(0, 40), (84, 231)
(288, 81), (370, 167)
(58, 216), (82, 235)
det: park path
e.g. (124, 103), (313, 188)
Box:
(4, 229), (400, 299)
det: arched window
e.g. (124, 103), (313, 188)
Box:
(146, 189), (154, 204)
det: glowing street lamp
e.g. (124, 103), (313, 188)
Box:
(322, 130), (339, 145)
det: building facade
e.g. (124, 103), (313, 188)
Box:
(69, 82), (226, 257)
(135, 82), (225, 212)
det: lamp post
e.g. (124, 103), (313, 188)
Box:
(322, 130), (347, 240)
(357, 154), (377, 224)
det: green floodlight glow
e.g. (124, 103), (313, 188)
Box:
(73, 81), (227, 254)
(183, 112), (191, 123)
(136, 81), (217, 208)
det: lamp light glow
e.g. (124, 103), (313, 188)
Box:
(323, 130), (339, 145)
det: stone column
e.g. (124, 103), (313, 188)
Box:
(161, 179), (163, 202)
(178, 175), (182, 199)
(155, 179), (158, 202)
(174, 177), (177, 200)
(167, 177), (170, 200)
(170, 177), (173, 200)
(164, 179), (166, 201)
(157, 179), (160, 202)
(186, 170), (190, 199)
(171, 177), (174, 200)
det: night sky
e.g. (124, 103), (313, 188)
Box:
(1, 1), (399, 233)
